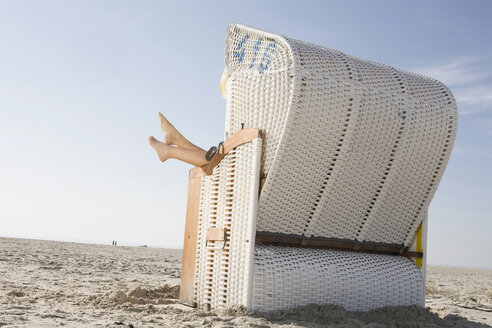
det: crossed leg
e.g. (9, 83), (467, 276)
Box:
(149, 112), (209, 167)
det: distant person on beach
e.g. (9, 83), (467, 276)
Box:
(148, 112), (210, 167)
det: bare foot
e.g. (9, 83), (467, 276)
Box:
(158, 112), (180, 145)
(148, 136), (171, 162)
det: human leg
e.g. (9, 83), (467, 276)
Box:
(158, 112), (204, 151)
(148, 136), (209, 167)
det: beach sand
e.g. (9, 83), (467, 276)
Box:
(1, 237), (490, 327)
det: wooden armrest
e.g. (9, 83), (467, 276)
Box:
(191, 128), (262, 177)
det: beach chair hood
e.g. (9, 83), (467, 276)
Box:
(224, 23), (457, 247)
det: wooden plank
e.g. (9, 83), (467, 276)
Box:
(255, 232), (423, 259)
(198, 128), (261, 176)
(415, 222), (423, 267)
(206, 228), (225, 241)
(179, 168), (204, 307)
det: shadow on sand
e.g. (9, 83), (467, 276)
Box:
(215, 303), (491, 328)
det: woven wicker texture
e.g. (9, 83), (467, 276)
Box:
(193, 139), (262, 309)
(252, 246), (425, 312)
(224, 24), (457, 246)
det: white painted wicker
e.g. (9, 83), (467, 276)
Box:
(252, 246), (425, 312)
(224, 24), (457, 246)
(194, 139), (262, 309)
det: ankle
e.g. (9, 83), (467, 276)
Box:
(165, 132), (178, 146)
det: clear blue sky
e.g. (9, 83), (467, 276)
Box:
(1, 1), (491, 269)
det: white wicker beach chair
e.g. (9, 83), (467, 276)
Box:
(179, 24), (457, 312)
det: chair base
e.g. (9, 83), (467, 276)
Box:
(251, 246), (425, 312)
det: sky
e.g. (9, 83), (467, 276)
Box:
(0, 0), (491, 269)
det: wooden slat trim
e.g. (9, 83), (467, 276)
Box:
(178, 169), (203, 307)
(255, 232), (423, 259)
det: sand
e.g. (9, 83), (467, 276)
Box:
(0, 237), (491, 327)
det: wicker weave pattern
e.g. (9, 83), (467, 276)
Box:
(252, 246), (425, 312)
(224, 24), (457, 246)
(225, 25), (293, 175)
(193, 139), (262, 309)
